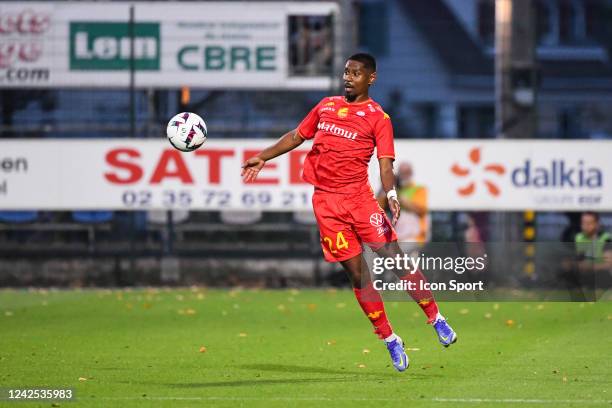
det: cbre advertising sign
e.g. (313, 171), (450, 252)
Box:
(0, 1), (338, 89)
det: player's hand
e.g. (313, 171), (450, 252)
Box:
(241, 157), (266, 182)
(389, 197), (401, 225)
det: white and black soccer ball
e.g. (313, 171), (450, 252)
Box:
(166, 112), (207, 152)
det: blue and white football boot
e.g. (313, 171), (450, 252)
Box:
(432, 314), (458, 347)
(385, 335), (409, 372)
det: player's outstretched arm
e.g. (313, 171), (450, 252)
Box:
(241, 128), (304, 182)
(379, 157), (401, 225)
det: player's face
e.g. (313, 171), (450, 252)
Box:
(343, 60), (375, 102)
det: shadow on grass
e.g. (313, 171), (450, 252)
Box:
(147, 364), (439, 389)
(239, 363), (399, 377)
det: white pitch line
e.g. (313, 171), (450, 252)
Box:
(100, 396), (612, 404)
(432, 397), (611, 404)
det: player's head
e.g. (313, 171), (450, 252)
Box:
(344, 53), (377, 102)
(581, 211), (600, 237)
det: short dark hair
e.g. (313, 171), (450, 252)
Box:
(347, 53), (376, 72)
(582, 211), (600, 222)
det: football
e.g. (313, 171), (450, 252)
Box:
(166, 112), (207, 152)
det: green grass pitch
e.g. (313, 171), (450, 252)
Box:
(0, 288), (610, 407)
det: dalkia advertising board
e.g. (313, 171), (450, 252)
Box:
(1, 140), (610, 211)
(0, 1), (338, 89)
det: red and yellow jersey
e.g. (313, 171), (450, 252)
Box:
(297, 96), (395, 194)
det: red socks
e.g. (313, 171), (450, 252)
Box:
(400, 270), (439, 323)
(353, 283), (393, 339)
(353, 271), (440, 340)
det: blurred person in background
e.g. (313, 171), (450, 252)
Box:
(562, 211), (612, 300)
(575, 212), (612, 274)
(379, 162), (429, 254)
(464, 214), (487, 254)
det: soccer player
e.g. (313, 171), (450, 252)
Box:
(242, 53), (457, 372)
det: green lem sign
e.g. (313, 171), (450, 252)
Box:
(70, 22), (160, 70)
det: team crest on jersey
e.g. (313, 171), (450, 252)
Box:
(357, 111), (365, 116)
(337, 107), (349, 118)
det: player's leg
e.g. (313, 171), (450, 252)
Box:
(340, 254), (393, 338)
(340, 254), (408, 372)
(376, 241), (439, 321)
(376, 242), (457, 347)
(312, 195), (394, 339)
(312, 191), (408, 371)
(350, 193), (457, 347)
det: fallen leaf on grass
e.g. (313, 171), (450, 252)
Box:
(78, 377), (88, 382)
(405, 348), (420, 351)
(505, 319), (515, 327)
(238, 333), (248, 337)
(362, 349), (370, 354)
(484, 312), (492, 319)
(357, 364), (366, 368)
(199, 346), (207, 353)
(307, 304), (317, 311)
(326, 340), (336, 346)
(459, 308), (469, 315)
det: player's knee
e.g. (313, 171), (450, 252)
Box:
(375, 241), (402, 258)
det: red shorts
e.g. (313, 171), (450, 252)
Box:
(312, 188), (397, 262)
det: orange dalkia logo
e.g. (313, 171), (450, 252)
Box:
(451, 147), (506, 197)
(337, 107), (349, 118)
